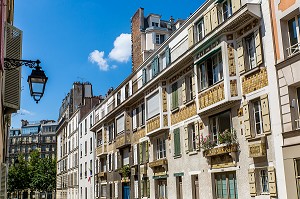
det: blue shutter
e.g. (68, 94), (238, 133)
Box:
(142, 68), (147, 85)
(165, 46), (171, 66)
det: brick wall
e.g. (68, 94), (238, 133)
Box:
(131, 8), (143, 72)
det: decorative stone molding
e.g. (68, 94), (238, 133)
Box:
(115, 133), (131, 149)
(211, 154), (235, 169)
(203, 144), (238, 157)
(198, 82), (225, 109)
(171, 102), (197, 125)
(147, 115), (160, 133)
(169, 65), (193, 84)
(228, 44), (236, 76)
(96, 145), (107, 156)
(149, 158), (168, 168)
(162, 88), (168, 112)
(242, 67), (268, 94)
(145, 84), (159, 96)
(230, 80), (238, 97)
(132, 127), (146, 144)
(163, 114), (168, 127)
(249, 142), (266, 158)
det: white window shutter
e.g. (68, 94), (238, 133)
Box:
(184, 125), (189, 153)
(3, 23), (23, 112)
(114, 182), (118, 198)
(243, 101), (252, 138)
(232, 0), (241, 13)
(237, 39), (245, 73)
(210, 6), (218, 30)
(133, 144), (138, 165)
(188, 25), (194, 48)
(204, 11), (212, 34)
(114, 152), (118, 170)
(182, 78), (186, 104)
(254, 28), (263, 66)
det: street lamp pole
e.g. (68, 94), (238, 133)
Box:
(3, 58), (48, 103)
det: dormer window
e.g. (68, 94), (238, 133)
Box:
(152, 22), (159, 27)
(218, 0), (232, 23)
(155, 34), (165, 44)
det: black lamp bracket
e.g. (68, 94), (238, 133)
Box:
(4, 58), (41, 70)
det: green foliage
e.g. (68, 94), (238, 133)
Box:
(7, 150), (57, 193)
(218, 129), (238, 145)
(200, 134), (217, 151)
(120, 164), (131, 178)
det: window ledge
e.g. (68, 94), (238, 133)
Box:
(188, 151), (198, 156)
(171, 107), (179, 113)
(241, 65), (262, 77)
(173, 154), (182, 159)
(185, 99), (195, 106)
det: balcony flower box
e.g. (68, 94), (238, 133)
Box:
(203, 143), (238, 157)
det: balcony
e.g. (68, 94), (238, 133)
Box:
(115, 132), (131, 149)
(287, 42), (300, 57)
(171, 102), (197, 125)
(203, 143), (238, 157)
(96, 145), (107, 157)
(149, 158), (168, 169)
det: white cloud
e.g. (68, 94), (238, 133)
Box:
(111, 65), (118, 69)
(18, 108), (34, 116)
(88, 50), (109, 71)
(108, 33), (131, 63)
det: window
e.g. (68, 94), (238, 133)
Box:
(146, 92), (160, 119)
(197, 19), (205, 41)
(116, 115), (125, 134)
(132, 107), (138, 130)
(108, 123), (114, 143)
(186, 74), (194, 102)
(141, 178), (150, 198)
(218, 0), (232, 23)
(155, 34), (165, 44)
(141, 103), (145, 126)
(188, 124), (197, 152)
(90, 137), (92, 153)
(252, 100), (263, 135)
(84, 119), (87, 134)
(287, 15), (300, 56)
(85, 141), (87, 156)
(101, 184), (107, 197)
(151, 56), (160, 78)
(157, 180), (167, 199)
(80, 144), (82, 158)
(198, 51), (223, 90)
(152, 22), (159, 27)
(173, 128), (181, 157)
(215, 172), (238, 199)
(156, 137), (166, 160)
(122, 148), (129, 166)
(260, 169), (269, 194)
(97, 130), (102, 147)
(142, 68), (147, 85)
(245, 33), (256, 69)
(125, 83), (130, 99)
(209, 111), (231, 144)
(90, 114), (93, 128)
(117, 91), (121, 105)
(192, 175), (200, 199)
(90, 160), (93, 175)
(176, 176), (183, 199)
(85, 162), (87, 178)
(295, 159), (300, 197)
(172, 82), (179, 109)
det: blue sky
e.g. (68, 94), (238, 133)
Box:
(11, 0), (204, 128)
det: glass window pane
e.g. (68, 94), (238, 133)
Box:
(229, 174), (236, 198)
(222, 174), (228, 198)
(288, 18), (298, 46)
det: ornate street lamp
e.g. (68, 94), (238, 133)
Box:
(4, 58), (48, 103)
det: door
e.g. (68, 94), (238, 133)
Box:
(123, 185), (130, 199)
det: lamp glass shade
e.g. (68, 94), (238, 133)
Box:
(27, 68), (48, 103)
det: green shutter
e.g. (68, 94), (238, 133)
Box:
(174, 128), (181, 156)
(145, 141), (149, 162)
(165, 46), (171, 66)
(147, 179), (150, 197)
(156, 56), (160, 74)
(172, 82), (178, 109)
(139, 143), (143, 164)
(141, 180), (144, 197)
(184, 125), (189, 153)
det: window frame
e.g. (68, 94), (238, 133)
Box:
(245, 33), (257, 70)
(197, 18), (205, 42)
(209, 111), (232, 145)
(188, 124), (197, 152)
(156, 137), (166, 160)
(214, 171), (238, 199)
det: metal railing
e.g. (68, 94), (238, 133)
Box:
(287, 42), (300, 57)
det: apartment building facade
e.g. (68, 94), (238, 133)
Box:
(90, 0), (289, 199)
(269, 0), (300, 198)
(78, 110), (95, 199)
(56, 82), (100, 199)
(7, 120), (57, 166)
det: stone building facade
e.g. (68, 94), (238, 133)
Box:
(90, 0), (287, 199)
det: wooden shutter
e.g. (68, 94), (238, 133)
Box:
(145, 141), (149, 162)
(254, 28), (263, 66)
(184, 125), (189, 153)
(248, 169), (257, 196)
(237, 39), (245, 73)
(147, 179), (150, 198)
(3, 23), (23, 111)
(188, 25), (194, 48)
(268, 166), (277, 197)
(165, 46), (171, 66)
(139, 143), (143, 164)
(141, 180), (144, 197)
(204, 11), (212, 34)
(182, 78), (186, 104)
(174, 128), (181, 156)
(243, 101), (252, 138)
(0, 163), (7, 199)
(260, 94), (271, 133)
(194, 122), (200, 151)
(232, 0), (241, 13)
(172, 83), (178, 109)
(192, 74), (196, 97)
(210, 6), (218, 30)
